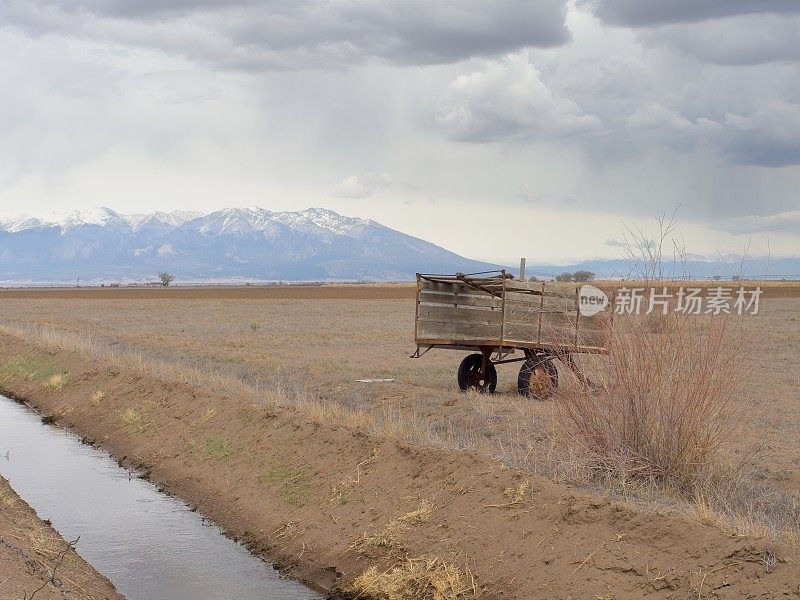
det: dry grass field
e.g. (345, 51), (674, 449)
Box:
(1, 286), (799, 527)
(1, 284), (799, 597)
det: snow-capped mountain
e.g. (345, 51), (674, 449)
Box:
(0, 207), (202, 233)
(0, 207), (500, 283)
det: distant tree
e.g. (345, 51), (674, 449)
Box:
(158, 272), (176, 287)
(573, 270), (596, 282)
(554, 270), (596, 283)
(528, 275), (540, 282)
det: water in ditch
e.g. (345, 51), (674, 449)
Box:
(0, 395), (322, 600)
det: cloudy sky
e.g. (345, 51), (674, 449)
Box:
(1, 0), (799, 264)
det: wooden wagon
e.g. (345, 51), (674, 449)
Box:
(412, 271), (612, 399)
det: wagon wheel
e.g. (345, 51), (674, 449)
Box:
(517, 355), (558, 400)
(457, 353), (497, 394)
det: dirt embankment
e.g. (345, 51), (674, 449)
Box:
(0, 332), (797, 599)
(0, 476), (123, 600)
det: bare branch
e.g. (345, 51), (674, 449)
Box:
(25, 536), (80, 600)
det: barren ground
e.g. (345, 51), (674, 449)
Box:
(0, 284), (798, 598)
(0, 476), (123, 600)
(1, 285), (798, 491)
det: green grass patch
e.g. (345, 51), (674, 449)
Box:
(2, 356), (63, 383)
(258, 462), (311, 506)
(203, 436), (234, 460)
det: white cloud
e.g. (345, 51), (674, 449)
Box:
(330, 173), (391, 199)
(436, 52), (605, 143)
(719, 210), (800, 234)
(623, 103), (721, 150)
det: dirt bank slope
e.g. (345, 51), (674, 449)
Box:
(0, 476), (123, 600)
(0, 332), (797, 599)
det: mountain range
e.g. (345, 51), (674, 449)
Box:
(1, 207), (797, 284)
(0, 207), (501, 284)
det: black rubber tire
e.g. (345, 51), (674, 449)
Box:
(457, 353), (497, 394)
(517, 355), (558, 400)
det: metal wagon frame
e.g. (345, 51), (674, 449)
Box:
(412, 270), (612, 399)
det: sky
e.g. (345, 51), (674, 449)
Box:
(1, 0), (799, 264)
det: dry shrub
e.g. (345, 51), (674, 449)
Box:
(352, 557), (473, 600)
(559, 310), (745, 489)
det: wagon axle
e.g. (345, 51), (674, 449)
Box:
(456, 349), (559, 400)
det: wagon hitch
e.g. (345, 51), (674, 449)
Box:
(410, 345), (433, 359)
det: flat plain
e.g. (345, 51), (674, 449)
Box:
(1, 284), (798, 490)
(1, 284), (799, 598)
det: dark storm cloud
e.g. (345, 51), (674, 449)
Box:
(645, 16), (800, 66)
(0, 0), (570, 70)
(718, 104), (800, 167)
(622, 100), (800, 167)
(582, 0), (800, 27)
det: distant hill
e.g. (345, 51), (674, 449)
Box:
(524, 257), (800, 280)
(0, 207), (502, 284)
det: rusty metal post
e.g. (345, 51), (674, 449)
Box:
(500, 270), (507, 345)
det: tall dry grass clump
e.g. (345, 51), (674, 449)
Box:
(559, 310), (746, 490)
(352, 557), (474, 600)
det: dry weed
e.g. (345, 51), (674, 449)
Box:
(120, 408), (148, 433)
(399, 500), (433, 525)
(197, 407), (217, 425)
(43, 372), (69, 391)
(0, 489), (16, 509)
(487, 480), (530, 509)
(354, 500), (434, 551)
(352, 556), (474, 600)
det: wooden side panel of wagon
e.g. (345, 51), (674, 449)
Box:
(414, 275), (611, 353)
(415, 278), (504, 346)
